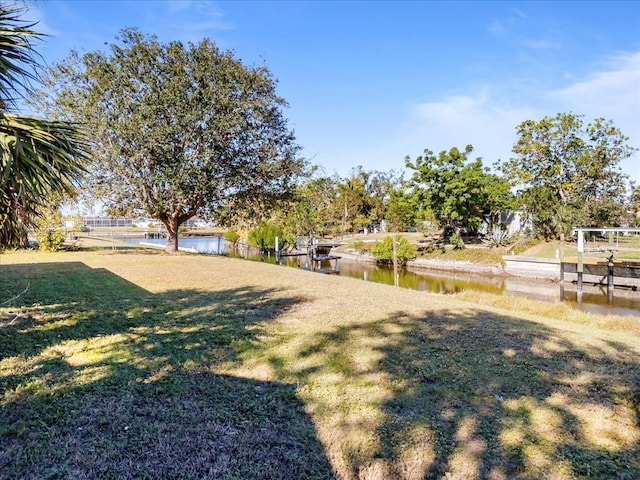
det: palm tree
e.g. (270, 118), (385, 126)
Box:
(0, 5), (87, 248)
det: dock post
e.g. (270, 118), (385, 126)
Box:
(576, 230), (584, 293)
(275, 236), (279, 264)
(607, 254), (614, 293)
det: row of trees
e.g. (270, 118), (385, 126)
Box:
(2, 7), (638, 253)
(253, 117), (637, 248)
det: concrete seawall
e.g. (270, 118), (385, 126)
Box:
(337, 250), (640, 288)
(503, 256), (560, 279)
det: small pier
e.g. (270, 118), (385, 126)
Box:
(307, 254), (341, 274)
(144, 231), (166, 239)
(563, 228), (640, 303)
(278, 237), (343, 274)
(561, 257), (640, 290)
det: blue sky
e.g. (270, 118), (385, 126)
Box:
(26, 0), (640, 183)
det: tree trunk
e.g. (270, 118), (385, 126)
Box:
(163, 216), (180, 253)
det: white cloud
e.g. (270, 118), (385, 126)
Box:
(547, 51), (639, 124)
(22, 4), (58, 37)
(489, 20), (505, 36)
(403, 90), (536, 165)
(547, 50), (640, 181)
(143, 1), (235, 44)
(398, 50), (640, 183)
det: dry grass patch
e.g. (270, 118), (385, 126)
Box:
(1, 250), (639, 479)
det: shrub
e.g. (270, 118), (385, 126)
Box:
(34, 209), (66, 252)
(248, 222), (284, 249)
(223, 229), (240, 244)
(483, 225), (511, 247)
(448, 233), (465, 250)
(371, 236), (417, 265)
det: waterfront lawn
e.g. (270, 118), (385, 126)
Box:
(1, 251), (638, 479)
(524, 240), (640, 262)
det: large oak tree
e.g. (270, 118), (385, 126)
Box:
(40, 29), (305, 252)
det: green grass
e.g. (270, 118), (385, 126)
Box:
(416, 244), (506, 264)
(524, 240), (640, 262)
(1, 250), (639, 479)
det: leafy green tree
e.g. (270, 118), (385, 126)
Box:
(385, 183), (418, 232)
(500, 113), (634, 238)
(37, 29), (305, 252)
(630, 186), (640, 227)
(329, 168), (398, 234)
(0, 6), (87, 248)
(248, 221), (287, 249)
(282, 175), (337, 238)
(363, 169), (394, 230)
(333, 168), (368, 234)
(406, 145), (512, 241)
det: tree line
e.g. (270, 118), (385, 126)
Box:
(246, 118), (638, 250)
(1, 6), (638, 252)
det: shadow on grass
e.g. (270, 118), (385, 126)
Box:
(0, 262), (334, 480)
(269, 309), (640, 479)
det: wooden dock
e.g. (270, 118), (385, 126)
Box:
(310, 254), (341, 274)
(277, 237), (344, 274)
(561, 257), (640, 290)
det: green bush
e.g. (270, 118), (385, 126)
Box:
(371, 236), (417, 265)
(248, 222), (284, 249)
(448, 233), (465, 250)
(223, 229), (240, 244)
(34, 209), (66, 252)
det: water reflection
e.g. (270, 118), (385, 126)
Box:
(340, 262), (506, 295)
(126, 236), (640, 317)
(560, 286), (640, 317)
(339, 260), (640, 317)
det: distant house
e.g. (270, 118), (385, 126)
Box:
(480, 211), (532, 237)
(184, 218), (213, 228)
(83, 216), (133, 228)
(79, 216), (212, 229)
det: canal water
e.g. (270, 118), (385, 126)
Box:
(128, 236), (640, 317)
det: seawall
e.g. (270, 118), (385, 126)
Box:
(336, 250), (640, 288)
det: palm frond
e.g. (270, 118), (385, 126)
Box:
(0, 113), (88, 247)
(0, 5), (44, 110)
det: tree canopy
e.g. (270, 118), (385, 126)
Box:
(500, 113), (635, 238)
(406, 145), (512, 240)
(0, 6), (87, 248)
(39, 29), (306, 252)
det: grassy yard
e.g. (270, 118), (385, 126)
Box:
(0, 250), (638, 479)
(520, 240), (640, 262)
